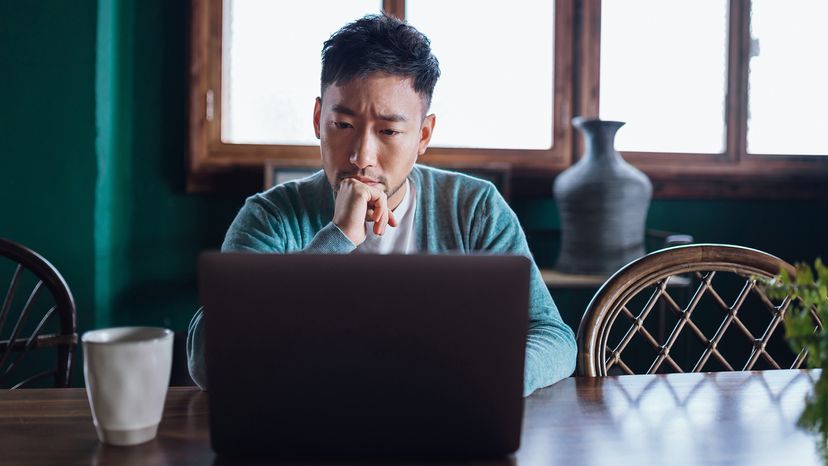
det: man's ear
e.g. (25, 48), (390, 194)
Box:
(417, 114), (436, 156)
(313, 97), (322, 139)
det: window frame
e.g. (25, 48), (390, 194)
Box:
(576, 0), (828, 198)
(188, 0), (574, 190)
(189, 0), (828, 197)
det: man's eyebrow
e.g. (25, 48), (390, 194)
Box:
(330, 104), (407, 123)
(330, 104), (356, 116)
(377, 113), (407, 123)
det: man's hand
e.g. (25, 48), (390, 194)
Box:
(332, 178), (398, 246)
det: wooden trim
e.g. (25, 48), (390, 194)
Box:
(383, 0), (405, 19)
(188, 0), (227, 190)
(725, 0), (750, 162)
(577, 0), (600, 120)
(208, 0), (223, 155)
(648, 177), (828, 200)
(602, 152), (828, 183)
(200, 144), (320, 170)
(199, 142), (569, 172)
(573, 0), (601, 161)
(187, 0), (209, 179)
(554, 0), (575, 166)
(512, 160), (828, 200)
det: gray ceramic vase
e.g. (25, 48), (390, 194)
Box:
(554, 117), (652, 275)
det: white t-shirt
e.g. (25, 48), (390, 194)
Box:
(355, 179), (417, 254)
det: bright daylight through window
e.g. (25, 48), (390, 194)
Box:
(222, 0), (378, 145)
(407, 0), (554, 149)
(599, 0), (729, 154)
(222, 0), (555, 150)
(747, 0), (828, 156)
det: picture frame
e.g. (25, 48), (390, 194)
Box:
(264, 162), (320, 189)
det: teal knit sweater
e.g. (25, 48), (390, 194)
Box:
(187, 164), (576, 396)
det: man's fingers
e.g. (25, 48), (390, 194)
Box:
(367, 205), (393, 235)
(372, 202), (384, 224)
(373, 191), (389, 235)
(333, 178), (373, 245)
(341, 180), (395, 237)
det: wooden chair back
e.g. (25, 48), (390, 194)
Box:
(577, 244), (820, 377)
(0, 238), (77, 388)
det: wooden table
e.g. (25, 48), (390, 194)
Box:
(539, 268), (609, 288)
(0, 370), (822, 465)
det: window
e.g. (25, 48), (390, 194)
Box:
(747, 0), (828, 156)
(406, 0), (555, 150)
(599, 0), (730, 154)
(221, 0), (378, 145)
(189, 0), (573, 190)
(190, 0), (827, 197)
(577, 0), (827, 197)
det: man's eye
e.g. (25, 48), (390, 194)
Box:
(333, 122), (353, 129)
(380, 129), (401, 136)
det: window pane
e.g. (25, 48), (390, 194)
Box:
(747, 0), (828, 156)
(222, 0), (380, 145)
(407, 0), (554, 150)
(599, 0), (729, 153)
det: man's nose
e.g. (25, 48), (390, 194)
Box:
(349, 131), (379, 168)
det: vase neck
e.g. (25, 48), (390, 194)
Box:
(577, 120), (624, 160)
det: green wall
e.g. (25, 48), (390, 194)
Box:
(96, 0), (242, 330)
(2, 1), (826, 383)
(1, 0), (243, 385)
(1, 2), (98, 342)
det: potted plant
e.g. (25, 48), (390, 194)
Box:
(763, 258), (828, 459)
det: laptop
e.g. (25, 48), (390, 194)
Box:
(199, 253), (530, 459)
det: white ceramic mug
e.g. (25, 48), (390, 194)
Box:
(82, 327), (174, 446)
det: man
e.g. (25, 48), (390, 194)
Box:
(187, 13), (576, 396)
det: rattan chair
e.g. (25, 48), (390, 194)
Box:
(577, 244), (821, 377)
(0, 238), (77, 388)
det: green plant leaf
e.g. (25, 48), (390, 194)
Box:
(767, 259), (828, 460)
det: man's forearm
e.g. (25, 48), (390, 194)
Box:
(303, 223), (356, 253)
(523, 321), (577, 396)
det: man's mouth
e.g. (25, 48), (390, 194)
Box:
(338, 174), (383, 186)
(354, 176), (381, 185)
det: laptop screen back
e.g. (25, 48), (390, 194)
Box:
(199, 253), (529, 458)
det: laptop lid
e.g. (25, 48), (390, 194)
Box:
(199, 253), (529, 459)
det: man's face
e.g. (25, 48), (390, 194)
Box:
(313, 72), (435, 209)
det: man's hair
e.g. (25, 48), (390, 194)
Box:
(320, 13), (441, 111)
